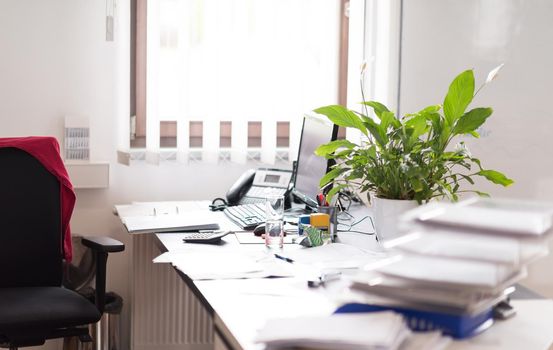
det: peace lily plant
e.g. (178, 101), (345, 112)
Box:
(314, 65), (513, 205)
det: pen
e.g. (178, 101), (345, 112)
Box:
(274, 254), (294, 263)
(307, 271), (342, 288)
(316, 193), (329, 206)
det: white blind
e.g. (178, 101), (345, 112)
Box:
(144, 0), (341, 164)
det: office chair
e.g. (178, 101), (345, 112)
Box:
(0, 145), (124, 349)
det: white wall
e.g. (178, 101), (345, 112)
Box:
(399, 0), (553, 296)
(0, 1), (251, 349)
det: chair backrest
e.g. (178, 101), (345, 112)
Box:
(0, 147), (62, 287)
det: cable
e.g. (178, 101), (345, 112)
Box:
(340, 230), (375, 236)
(337, 214), (376, 236)
(350, 215), (372, 227)
(209, 197), (228, 212)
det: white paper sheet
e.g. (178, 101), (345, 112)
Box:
(123, 210), (220, 233)
(255, 312), (410, 350)
(278, 243), (387, 269)
(155, 250), (296, 280)
(375, 255), (518, 289)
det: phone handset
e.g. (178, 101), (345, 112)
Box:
(225, 169), (256, 206)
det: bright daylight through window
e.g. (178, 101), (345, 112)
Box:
(132, 0), (343, 164)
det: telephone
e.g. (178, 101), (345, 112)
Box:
(226, 168), (293, 206)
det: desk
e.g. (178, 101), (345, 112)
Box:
(119, 201), (553, 350)
(154, 231), (553, 350)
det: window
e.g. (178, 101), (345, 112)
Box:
(247, 122), (262, 148)
(130, 0), (363, 164)
(219, 121), (232, 148)
(276, 122), (290, 147)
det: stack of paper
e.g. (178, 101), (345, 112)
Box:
(123, 212), (219, 233)
(255, 312), (410, 350)
(349, 198), (553, 328)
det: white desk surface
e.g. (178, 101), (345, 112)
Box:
(195, 278), (553, 350)
(150, 202), (553, 350)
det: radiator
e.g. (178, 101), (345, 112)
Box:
(132, 234), (214, 350)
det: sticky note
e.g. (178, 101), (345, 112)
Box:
(310, 213), (330, 229)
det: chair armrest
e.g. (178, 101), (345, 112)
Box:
(81, 236), (125, 314)
(82, 236), (125, 253)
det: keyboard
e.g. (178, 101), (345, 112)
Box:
(223, 203), (266, 230)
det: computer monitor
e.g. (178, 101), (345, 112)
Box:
(292, 114), (338, 208)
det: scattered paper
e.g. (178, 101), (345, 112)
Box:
(255, 312), (410, 350)
(278, 243), (386, 269)
(154, 250), (296, 280)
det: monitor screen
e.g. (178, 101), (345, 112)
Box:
(293, 114), (338, 208)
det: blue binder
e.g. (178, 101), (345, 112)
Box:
(334, 303), (494, 339)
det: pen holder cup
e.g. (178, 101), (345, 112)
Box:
(317, 206), (338, 242)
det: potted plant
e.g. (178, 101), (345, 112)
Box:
(314, 66), (513, 240)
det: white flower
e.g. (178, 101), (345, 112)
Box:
(455, 142), (472, 157)
(360, 61), (367, 75)
(485, 63), (505, 84)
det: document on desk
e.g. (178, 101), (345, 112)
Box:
(277, 243), (387, 270)
(409, 198), (553, 238)
(115, 201), (209, 218)
(255, 311), (410, 350)
(156, 250), (296, 280)
(122, 210), (220, 234)
(373, 255), (522, 291)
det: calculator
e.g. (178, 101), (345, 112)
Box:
(181, 230), (231, 244)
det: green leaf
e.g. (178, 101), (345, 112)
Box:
(409, 178), (424, 192)
(315, 140), (357, 157)
(314, 105), (367, 135)
(438, 124), (451, 150)
(459, 174), (475, 185)
(443, 70), (475, 126)
(453, 107), (493, 135)
(366, 145), (377, 159)
(325, 184), (347, 203)
(363, 118), (388, 147)
(319, 167), (348, 188)
(476, 191), (491, 197)
(405, 114), (428, 139)
(362, 101), (390, 117)
(477, 170), (514, 186)
(380, 111), (401, 130)
(419, 105), (441, 114)
(471, 157), (484, 170)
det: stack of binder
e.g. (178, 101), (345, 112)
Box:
(345, 198), (553, 339)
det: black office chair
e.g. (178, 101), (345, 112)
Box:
(0, 147), (124, 349)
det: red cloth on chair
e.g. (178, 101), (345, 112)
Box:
(0, 137), (75, 262)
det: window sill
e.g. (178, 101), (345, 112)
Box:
(120, 148), (292, 165)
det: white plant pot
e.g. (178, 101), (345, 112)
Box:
(373, 197), (419, 242)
